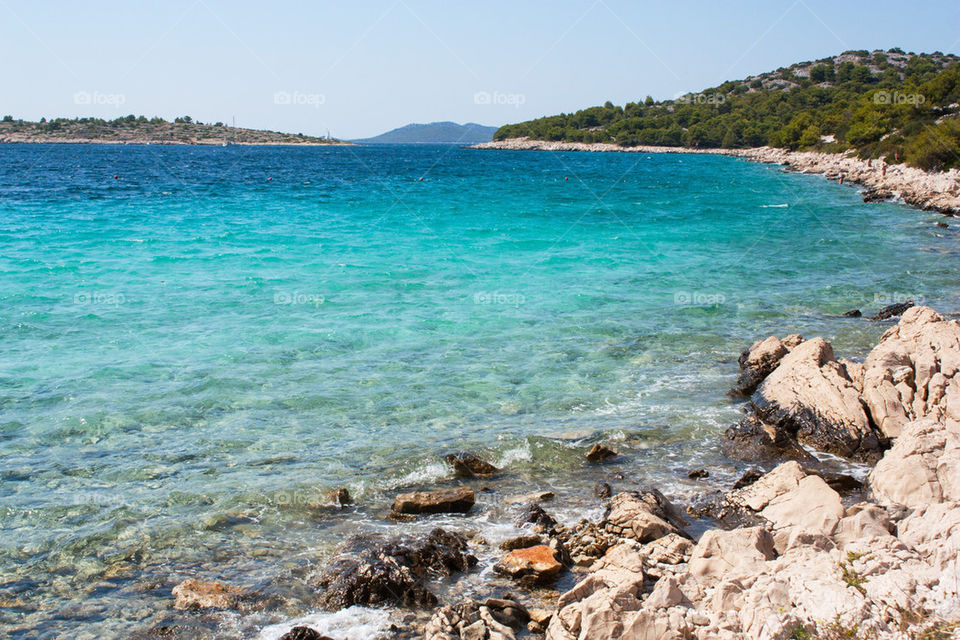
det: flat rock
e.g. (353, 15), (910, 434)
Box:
(392, 487), (475, 515)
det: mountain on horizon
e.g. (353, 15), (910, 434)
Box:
(354, 121), (498, 144)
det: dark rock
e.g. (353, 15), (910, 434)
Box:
(279, 627), (334, 640)
(315, 528), (477, 609)
(807, 470), (863, 493)
(871, 301), (914, 321)
(686, 489), (767, 529)
(732, 469), (763, 490)
(326, 488), (352, 507)
(936, 221), (949, 228)
(721, 415), (818, 465)
(862, 188), (891, 203)
(515, 502), (557, 532)
(842, 309), (862, 318)
(424, 598), (529, 639)
(499, 534), (543, 551)
(586, 443), (617, 462)
(594, 481), (612, 499)
(444, 452), (498, 478)
(391, 487), (475, 515)
(687, 469), (709, 480)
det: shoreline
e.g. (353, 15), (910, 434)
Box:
(471, 138), (960, 216)
(165, 305), (960, 640)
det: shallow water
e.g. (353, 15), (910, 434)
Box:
(1, 143), (958, 638)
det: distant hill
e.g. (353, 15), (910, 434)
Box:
(0, 115), (347, 145)
(495, 49), (960, 170)
(355, 122), (498, 144)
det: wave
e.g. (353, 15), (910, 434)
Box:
(257, 606), (392, 640)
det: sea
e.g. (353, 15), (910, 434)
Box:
(1, 143), (958, 638)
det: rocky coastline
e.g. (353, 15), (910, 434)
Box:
(164, 304), (960, 640)
(471, 138), (960, 216)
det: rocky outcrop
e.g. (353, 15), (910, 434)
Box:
(392, 487), (476, 515)
(545, 461), (960, 640)
(314, 528), (477, 609)
(751, 337), (881, 461)
(861, 306), (960, 439)
(586, 444), (617, 462)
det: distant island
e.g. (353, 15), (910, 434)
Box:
(492, 49), (960, 171)
(354, 121), (498, 144)
(0, 115), (349, 145)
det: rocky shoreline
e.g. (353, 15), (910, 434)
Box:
(471, 138), (960, 216)
(163, 305), (960, 640)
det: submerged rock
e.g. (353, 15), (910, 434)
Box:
(171, 579), (245, 610)
(314, 528), (477, 609)
(842, 308), (863, 317)
(392, 487), (475, 515)
(515, 502), (558, 532)
(444, 452), (498, 478)
(325, 488), (352, 507)
(687, 469), (708, 479)
(494, 545), (564, 586)
(585, 444), (617, 462)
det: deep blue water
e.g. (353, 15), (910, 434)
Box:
(1, 143), (958, 637)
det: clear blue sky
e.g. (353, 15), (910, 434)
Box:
(2, 0), (958, 139)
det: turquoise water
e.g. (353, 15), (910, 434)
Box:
(2, 144), (959, 637)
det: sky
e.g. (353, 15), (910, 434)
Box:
(1, 0), (959, 140)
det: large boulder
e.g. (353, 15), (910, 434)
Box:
(687, 527), (777, 588)
(752, 337), (882, 461)
(314, 528), (477, 609)
(867, 416), (960, 508)
(862, 306), (960, 438)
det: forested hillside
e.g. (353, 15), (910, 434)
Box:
(494, 49), (960, 170)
